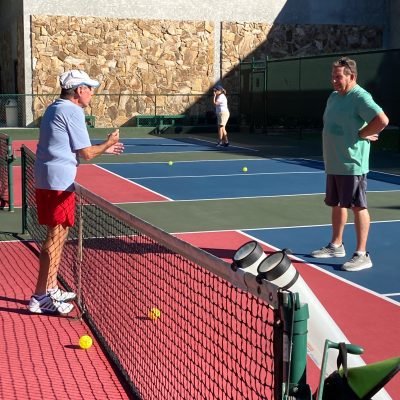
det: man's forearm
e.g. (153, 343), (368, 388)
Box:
(359, 112), (389, 139)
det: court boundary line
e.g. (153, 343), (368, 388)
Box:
(232, 219), (400, 231)
(92, 164), (173, 201)
(186, 136), (260, 152)
(128, 171), (324, 180)
(113, 192), (326, 204)
(238, 230), (400, 307)
(111, 188), (400, 204)
(93, 135), (257, 153)
(98, 158), (282, 166)
(300, 157), (400, 183)
(173, 219), (400, 235)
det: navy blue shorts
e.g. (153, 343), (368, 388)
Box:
(324, 174), (368, 208)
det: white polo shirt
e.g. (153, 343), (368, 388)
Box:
(34, 99), (92, 191)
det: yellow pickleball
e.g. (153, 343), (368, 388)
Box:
(168, 161), (173, 166)
(148, 307), (161, 321)
(242, 167), (248, 172)
(79, 335), (93, 349)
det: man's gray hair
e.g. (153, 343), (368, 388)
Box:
(333, 57), (357, 76)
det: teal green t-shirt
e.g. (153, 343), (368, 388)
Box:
(322, 84), (382, 175)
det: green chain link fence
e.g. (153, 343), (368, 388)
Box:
(0, 93), (240, 129)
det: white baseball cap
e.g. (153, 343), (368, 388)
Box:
(59, 69), (100, 89)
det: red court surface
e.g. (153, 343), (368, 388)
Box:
(176, 230), (400, 397)
(11, 164), (167, 207)
(0, 241), (130, 400)
(12, 140), (37, 155)
(1, 232), (399, 398)
(76, 165), (168, 203)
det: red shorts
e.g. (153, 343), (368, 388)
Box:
(35, 189), (75, 227)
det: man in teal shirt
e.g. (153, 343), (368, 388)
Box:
(311, 57), (389, 271)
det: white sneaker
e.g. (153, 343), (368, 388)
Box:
(47, 287), (77, 302)
(311, 243), (346, 258)
(341, 252), (373, 272)
(28, 294), (74, 315)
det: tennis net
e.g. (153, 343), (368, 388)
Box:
(0, 133), (14, 211)
(21, 145), (296, 400)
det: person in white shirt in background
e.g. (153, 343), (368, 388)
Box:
(213, 85), (230, 147)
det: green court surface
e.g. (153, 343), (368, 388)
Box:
(120, 191), (400, 233)
(1, 126), (400, 237)
(1, 126), (399, 399)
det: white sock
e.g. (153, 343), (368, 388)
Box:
(355, 251), (366, 256)
(330, 242), (342, 248)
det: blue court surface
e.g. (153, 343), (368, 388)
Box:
(99, 158), (400, 201)
(94, 137), (255, 153)
(98, 151), (400, 304)
(244, 222), (400, 303)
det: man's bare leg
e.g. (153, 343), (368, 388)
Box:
(331, 206), (347, 246)
(352, 207), (370, 252)
(34, 225), (69, 296)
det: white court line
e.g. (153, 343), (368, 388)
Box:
(115, 192), (326, 204)
(239, 219), (400, 231)
(300, 157), (400, 181)
(238, 230), (400, 306)
(187, 136), (259, 152)
(172, 220), (400, 235)
(93, 165), (172, 201)
(110, 136), (259, 153)
(129, 171), (324, 180)
(99, 158), (270, 166)
(112, 150), (229, 155)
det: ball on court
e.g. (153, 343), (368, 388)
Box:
(168, 161), (173, 166)
(148, 307), (161, 321)
(79, 335), (93, 349)
(242, 167), (248, 172)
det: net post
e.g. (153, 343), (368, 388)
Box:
(76, 193), (84, 313)
(21, 146), (27, 234)
(281, 291), (312, 399)
(6, 137), (14, 211)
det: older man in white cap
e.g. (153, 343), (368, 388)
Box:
(28, 69), (124, 315)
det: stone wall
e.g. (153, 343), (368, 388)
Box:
(31, 15), (382, 127)
(31, 16), (215, 126)
(222, 22), (382, 91)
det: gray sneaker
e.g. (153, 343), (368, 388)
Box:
(341, 252), (373, 272)
(311, 243), (346, 258)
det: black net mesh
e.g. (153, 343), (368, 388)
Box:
(22, 146), (283, 400)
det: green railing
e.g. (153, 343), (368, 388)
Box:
(0, 133), (14, 211)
